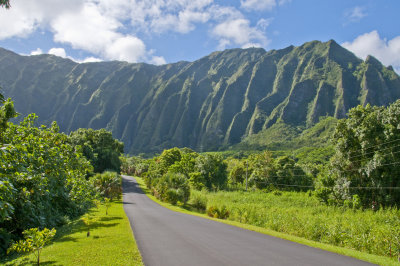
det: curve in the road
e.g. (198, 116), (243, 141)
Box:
(122, 175), (374, 266)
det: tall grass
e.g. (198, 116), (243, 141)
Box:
(191, 190), (400, 258)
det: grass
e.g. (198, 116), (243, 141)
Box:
(135, 176), (399, 266)
(1, 199), (143, 266)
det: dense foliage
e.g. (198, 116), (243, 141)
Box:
(246, 152), (312, 191)
(137, 148), (228, 205)
(0, 113), (95, 254)
(316, 100), (400, 207)
(69, 128), (124, 173)
(91, 171), (122, 200)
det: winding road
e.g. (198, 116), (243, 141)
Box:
(122, 175), (373, 266)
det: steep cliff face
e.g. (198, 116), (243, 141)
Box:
(0, 40), (399, 154)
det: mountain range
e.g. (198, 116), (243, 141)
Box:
(0, 40), (399, 154)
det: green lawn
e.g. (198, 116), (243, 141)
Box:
(1, 200), (143, 266)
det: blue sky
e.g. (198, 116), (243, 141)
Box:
(0, 0), (399, 72)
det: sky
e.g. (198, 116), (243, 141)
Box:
(0, 0), (399, 73)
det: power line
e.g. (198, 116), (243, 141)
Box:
(254, 181), (400, 190)
(349, 138), (400, 153)
(348, 150), (400, 165)
(347, 143), (400, 160)
(254, 181), (313, 188)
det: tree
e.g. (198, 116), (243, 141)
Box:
(195, 154), (227, 190)
(0, 114), (95, 254)
(69, 128), (124, 173)
(168, 152), (198, 178)
(7, 228), (56, 266)
(91, 171), (122, 200)
(0, 94), (18, 143)
(248, 151), (275, 189)
(0, 0), (10, 9)
(316, 101), (400, 207)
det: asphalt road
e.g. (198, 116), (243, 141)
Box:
(122, 175), (373, 266)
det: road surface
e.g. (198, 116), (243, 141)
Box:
(122, 175), (373, 266)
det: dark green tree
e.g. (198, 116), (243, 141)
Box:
(0, 93), (18, 143)
(194, 154), (227, 190)
(316, 101), (400, 207)
(69, 128), (124, 173)
(0, 114), (94, 254)
(0, 0), (10, 9)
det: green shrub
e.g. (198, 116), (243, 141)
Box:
(91, 171), (122, 200)
(153, 173), (190, 205)
(206, 205), (229, 219)
(189, 191), (208, 212)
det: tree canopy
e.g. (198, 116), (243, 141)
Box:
(0, 0), (10, 9)
(315, 100), (400, 207)
(69, 128), (124, 173)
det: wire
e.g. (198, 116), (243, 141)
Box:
(349, 138), (400, 153)
(348, 150), (400, 165)
(254, 181), (400, 190)
(347, 143), (400, 160)
(254, 181), (313, 188)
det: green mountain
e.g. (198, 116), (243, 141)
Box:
(0, 40), (399, 154)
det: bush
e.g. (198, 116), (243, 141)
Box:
(91, 171), (122, 200)
(153, 173), (190, 205)
(206, 205), (229, 219)
(189, 191), (208, 212)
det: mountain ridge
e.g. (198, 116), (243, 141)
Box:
(0, 40), (399, 154)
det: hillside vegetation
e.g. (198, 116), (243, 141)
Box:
(1, 40), (399, 154)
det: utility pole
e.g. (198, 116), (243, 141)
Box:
(245, 160), (248, 191)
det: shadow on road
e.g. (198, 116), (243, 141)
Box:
(122, 176), (145, 195)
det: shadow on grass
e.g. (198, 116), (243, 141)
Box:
(2, 256), (57, 266)
(56, 236), (78, 243)
(99, 216), (122, 222)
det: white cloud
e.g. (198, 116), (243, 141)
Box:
(150, 56), (167, 65)
(0, 0), (274, 63)
(30, 48), (43, 55)
(51, 2), (121, 55)
(212, 18), (268, 50)
(82, 57), (103, 63)
(48, 47), (67, 58)
(130, 0), (214, 34)
(256, 18), (271, 31)
(342, 31), (400, 73)
(50, 1), (154, 63)
(0, 0), (164, 63)
(240, 0), (276, 11)
(105, 36), (146, 62)
(344, 6), (367, 24)
(0, 0), (83, 39)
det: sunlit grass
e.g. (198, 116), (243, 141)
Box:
(2, 199), (143, 266)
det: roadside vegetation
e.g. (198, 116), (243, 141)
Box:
(0, 93), (142, 264)
(123, 100), (400, 264)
